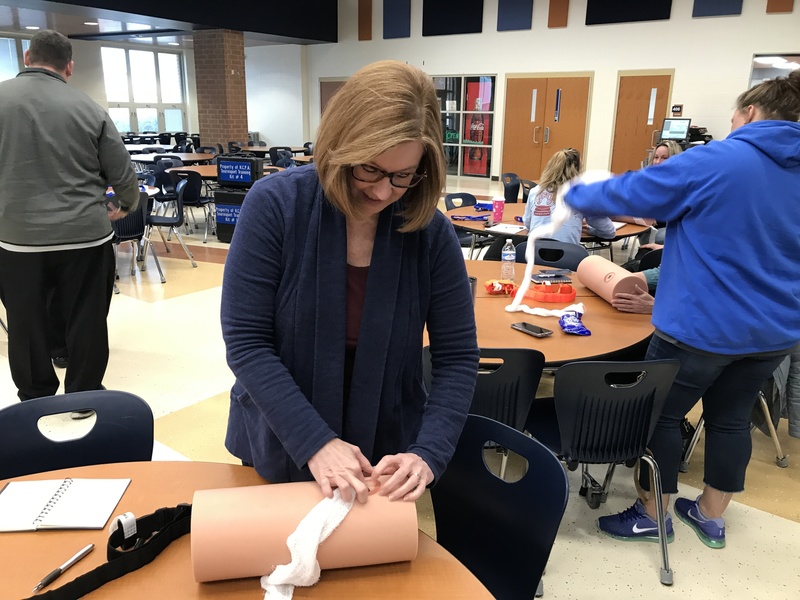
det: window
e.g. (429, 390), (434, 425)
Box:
(100, 46), (187, 134)
(434, 75), (496, 178)
(0, 37), (23, 83)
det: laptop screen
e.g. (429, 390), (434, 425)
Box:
(660, 118), (691, 141)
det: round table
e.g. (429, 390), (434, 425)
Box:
(447, 203), (649, 241)
(0, 462), (491, 599)
(462, 260), (653, 366)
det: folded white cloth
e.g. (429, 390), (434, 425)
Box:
(261, 489), (355, 599)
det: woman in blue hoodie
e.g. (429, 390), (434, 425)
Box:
(566, 70), (800, 549)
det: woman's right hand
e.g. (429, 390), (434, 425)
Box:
(307, 438), (373, 504)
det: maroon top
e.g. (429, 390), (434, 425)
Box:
(344, 264), (369, 407)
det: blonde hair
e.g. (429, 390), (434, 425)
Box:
(538, 148), (582, 194)
(314, 61), (445, 232)
(736, 69), (800, 122)
(653, 140), (683, 158)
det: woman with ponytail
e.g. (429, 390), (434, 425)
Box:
(566, 69), (800, 549)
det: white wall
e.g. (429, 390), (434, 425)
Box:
(245, 44), (306, 147)
(271, 0), (799, 175)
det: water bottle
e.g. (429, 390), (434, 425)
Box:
(500, 238), (516, 281)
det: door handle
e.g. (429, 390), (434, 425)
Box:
(533, 126), (541, 144)
(651, 129), (660, 146)
(544, 127), (550, 144)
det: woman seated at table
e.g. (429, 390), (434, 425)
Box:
(220, 60), (479, 505)
(522, 148), (616, 244)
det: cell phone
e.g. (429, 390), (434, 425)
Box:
(511, 322), (553, 338)
(537, 268), (572, 277)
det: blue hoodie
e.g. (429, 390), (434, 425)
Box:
(566, 120), (800, 355)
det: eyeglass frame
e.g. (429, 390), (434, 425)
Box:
(350, 164), (427, 189)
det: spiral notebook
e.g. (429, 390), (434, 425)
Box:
(0, 478), (130, 532)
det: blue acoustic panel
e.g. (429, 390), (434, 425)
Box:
(423, 0), (484, 36)
(498, 0), (534, 31)
(692, 0), (743, 17)
(384, 0), (411, 39)
(586, 1), (672, 25)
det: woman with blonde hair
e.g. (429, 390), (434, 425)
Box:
(650, 139), (683, 165)
(522, 147), (616, 244)
(221, 60), (479, 504)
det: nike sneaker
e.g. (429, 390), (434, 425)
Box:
(675, 495), (726, 549)
(597, 498), (674, 543)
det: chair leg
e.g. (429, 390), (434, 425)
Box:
(149, 245), (167, 283)
(170, 227), (198, 267)
(639, 453), (673, 586)
(757, 392), (789, 468)
(128, 241), (136, 276)
(679, 416), (704, 472)
(0, 317), (7, 334)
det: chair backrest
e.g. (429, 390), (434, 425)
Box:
(303, 141), (314, 155)
(142, 146), (165, 154)
(137, 173), (156, 187)
(275, 150), (295, 168)
(516, 238), (589, 270)
(170, 170), (204, 207)
(443, 192), (478, 211)
(268, 145), (293, 165)
(227, 141), (242, 154)
(175, 140), (194, 153)
(196, 146), (218, 155)
(552, 360), (680, 466)
(638, 248), (664, 271)
(423, 346), (544, 431)
(158, 133), (173, 145)
(173, 131), (189, 144)
(0, 390), (154, 480)
(520, 178), (536, 202)
(431, 414), (569, 600)
(502, 172), (520, 203)
(112, 191), (149, 243)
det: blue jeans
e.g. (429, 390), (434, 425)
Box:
(640, 334), (788, 494)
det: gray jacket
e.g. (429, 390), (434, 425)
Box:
(0, 68), (138, 247)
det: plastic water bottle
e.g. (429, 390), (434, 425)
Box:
(500, 238), (516, 281)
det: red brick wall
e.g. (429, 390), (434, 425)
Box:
(193, 30), (249, 150)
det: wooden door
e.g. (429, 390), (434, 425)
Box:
(540, 77), (591, 174)
(610, 74), (671, 173)
(501, 78), (547, 181)
(502, 77), (590, 182)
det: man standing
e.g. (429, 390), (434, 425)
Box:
(0, 30), (139, 402)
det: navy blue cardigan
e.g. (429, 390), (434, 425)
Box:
(221, 165), (479, 483)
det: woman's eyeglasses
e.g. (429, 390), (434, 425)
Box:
(351, 164), (426, 189)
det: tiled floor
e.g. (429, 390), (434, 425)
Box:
(2, 175), (799, 598)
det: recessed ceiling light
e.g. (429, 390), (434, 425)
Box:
(84, 21), (98, 26)
(168, 42), (179, 46)
(25, 26), (40, 30)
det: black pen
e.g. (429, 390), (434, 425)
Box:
(32, 543), (94, 593)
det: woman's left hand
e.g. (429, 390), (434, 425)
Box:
(370, 453), (433, 502)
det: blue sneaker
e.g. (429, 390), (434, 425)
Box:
(598, 498), (674, 543)
(675, 495), (726, 549)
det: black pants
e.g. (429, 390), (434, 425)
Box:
(0, 243), (115, 400)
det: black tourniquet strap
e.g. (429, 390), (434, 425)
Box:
(25, 504), (192, 600)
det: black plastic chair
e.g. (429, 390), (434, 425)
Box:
(142, 178), (198, 283)
(141, 146), (165, 154)
(268, 145), (293, 166)
(195, 146), (218, 156)
(157, 132), (173, 146)
(423, 346), (545, 478)
(303, 141), (314, 155)
(169, 170), (214, 243)
(520, 179), (536, 203)
(431, 415), (569, 600)
(638, 248), (664, 271)
(173, 131), (188, 145)
(443, 192), (494, 259)
(0, 390), (154, 480)
(516, 238), (589, 270)
(502, 172), (520, 203)
(111, 191), (150, 286)
(190, 134), (201, 148)
(525, 359), (680, 586)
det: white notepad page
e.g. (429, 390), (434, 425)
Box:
(0, 478), (130, 532)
